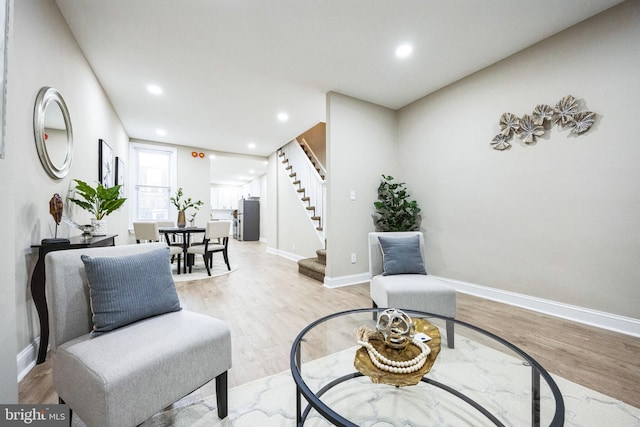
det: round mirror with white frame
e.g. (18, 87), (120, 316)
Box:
(33, 87), (73, 179)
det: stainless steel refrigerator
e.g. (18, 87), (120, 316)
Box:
(237, 198), (259, 241)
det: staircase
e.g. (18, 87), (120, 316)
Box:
(297, 248), (326, 282)
(278, 138), (327, 283)
(278, 139), (326, 236)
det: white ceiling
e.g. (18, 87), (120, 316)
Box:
(54, 0), (622, 184)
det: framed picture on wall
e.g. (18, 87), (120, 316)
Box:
(115, 156), (125, 195)
(98, 139), (114, 187)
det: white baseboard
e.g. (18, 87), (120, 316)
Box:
(323, 272), (369, 288)
(432, 275), (640, 338)
(17, 337), (39, 382)
(319, 267), (640, 337)
(266, 247), (305, 262)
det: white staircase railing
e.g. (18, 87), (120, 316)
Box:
(279, 139), (326, 243)
(299, 137), (326, 178)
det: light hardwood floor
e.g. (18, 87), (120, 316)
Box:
(19, 239), (640, 409)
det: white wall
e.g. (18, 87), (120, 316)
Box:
(0, 1), (17, 401)
(266, 151), (279, 250)
(325, 92), (398, 281)
(176, 145), (211, 227)
(398, 1), (640, 319)
(10, 0), (129, 369)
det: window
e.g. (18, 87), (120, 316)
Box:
(129, 143), (177, 224)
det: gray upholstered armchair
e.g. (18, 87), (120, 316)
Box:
(368, 232), (457, 348)
(45, 242), (231, 427)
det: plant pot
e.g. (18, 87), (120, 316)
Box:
(91, 219), (108, 236)
(177, 211), (186, 228)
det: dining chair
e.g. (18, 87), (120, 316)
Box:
(133, 221), (183, 274)
(157, 220), (183, 246)
(187, 221), (231, 275)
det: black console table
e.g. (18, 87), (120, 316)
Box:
(31, 234), (117, 364)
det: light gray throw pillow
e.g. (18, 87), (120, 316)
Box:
(81, 247), (181, 337)
(378, 235), (427, 276)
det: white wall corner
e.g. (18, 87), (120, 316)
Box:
(433, 275), (640, 338)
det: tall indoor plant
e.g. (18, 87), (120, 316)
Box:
(68, 179), (127, 235)
(373, 174), (422, 232)
(170, 187), (204, 228)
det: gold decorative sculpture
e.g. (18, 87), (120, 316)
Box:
(354, 316), (441, 387)
(491, 95), (596, 151)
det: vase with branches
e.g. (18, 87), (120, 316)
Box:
(170, 187), (203, 227)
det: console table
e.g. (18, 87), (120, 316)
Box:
(31, 234), (117, 364)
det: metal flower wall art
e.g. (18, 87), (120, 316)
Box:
(490, 95), (596, 151)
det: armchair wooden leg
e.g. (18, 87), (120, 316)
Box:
(446, 319), (455, 349)
(215, 371), (228, 419)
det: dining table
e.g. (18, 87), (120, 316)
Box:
(159, 226), (205, 274)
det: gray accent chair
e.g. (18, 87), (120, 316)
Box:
(368, 232), (457, 348)
(45, 242), (231, 427)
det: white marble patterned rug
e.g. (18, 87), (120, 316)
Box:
(139, 333), (640, 427)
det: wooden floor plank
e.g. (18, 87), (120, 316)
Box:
(19, 239), (640, 410)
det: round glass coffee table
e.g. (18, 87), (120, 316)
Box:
(290, 308), (564, 426)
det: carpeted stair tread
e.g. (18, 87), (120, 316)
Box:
(298, 257), (325, 283)
(316, 249), (326, 265)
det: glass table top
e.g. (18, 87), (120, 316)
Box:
(290, 308), (564, 427)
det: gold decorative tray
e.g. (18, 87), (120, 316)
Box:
(354, 318), (441, 386)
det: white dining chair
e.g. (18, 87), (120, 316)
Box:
(133, 222), (183, 274)
(187, 221), (231, 275)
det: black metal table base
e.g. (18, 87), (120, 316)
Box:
(296, 370), (542, 427)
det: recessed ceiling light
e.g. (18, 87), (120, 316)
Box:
(248, 142), (256, 149)
(249, 170), (255, 174)
(156, 129), (166, 136)
(395, 44), (413, 58)
(277, 112), (289, 122)
(147, 84), (163, 95)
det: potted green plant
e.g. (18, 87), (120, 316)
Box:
(373, 174), (422, 232)
(68, 179), (127, 235)
(170, 187), (204, 228)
